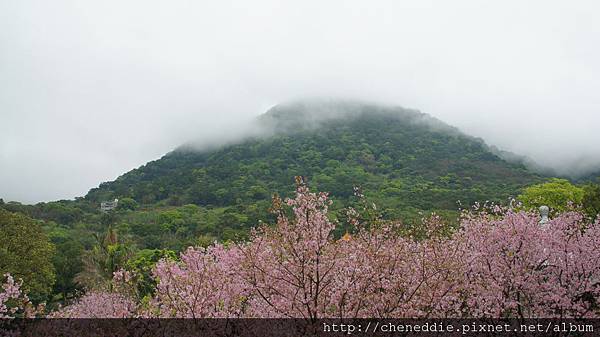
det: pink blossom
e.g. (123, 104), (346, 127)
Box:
(0, 273), (41, 318)
(50, 292), (137, 318)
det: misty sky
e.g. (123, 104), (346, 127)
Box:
(1, 0), (599, 203)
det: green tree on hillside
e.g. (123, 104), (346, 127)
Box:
(47, 225), (84, 303)
(75, 225), (133, 290)
(124, 249), (177, 300)
(518, 178), (585, 214)
(0, 209), (56, 303)
(117, 197), (138, 211)
(583, 182), (600, 220)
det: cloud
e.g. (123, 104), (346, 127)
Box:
(1, 0), (600, 203)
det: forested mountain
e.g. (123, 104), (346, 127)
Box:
(86, 100), (541, 226)
(578, 170), (600, 183)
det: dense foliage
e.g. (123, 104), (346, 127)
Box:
(0, 209), (56, 303)
(583, 182), (600, 220)
(518, 178), (585, 214)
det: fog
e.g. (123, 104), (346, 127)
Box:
(1, 0), (599, 203)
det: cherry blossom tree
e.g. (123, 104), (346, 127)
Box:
(49, 270), (137, 318)
(49, 291), (137, 318)
(0, 273), (41, 318)
(457, 208), (600, 318)
(236, 180), (341, 319)
(329, 213), (464, 318)
(151, 244), (247, 318)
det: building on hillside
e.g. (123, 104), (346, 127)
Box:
(100, 199), (119, 212)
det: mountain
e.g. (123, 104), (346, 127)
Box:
(577, 170), (600, 184)
(85, 100), (542, 225)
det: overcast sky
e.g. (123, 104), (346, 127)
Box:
(1, 0), (599, 203)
